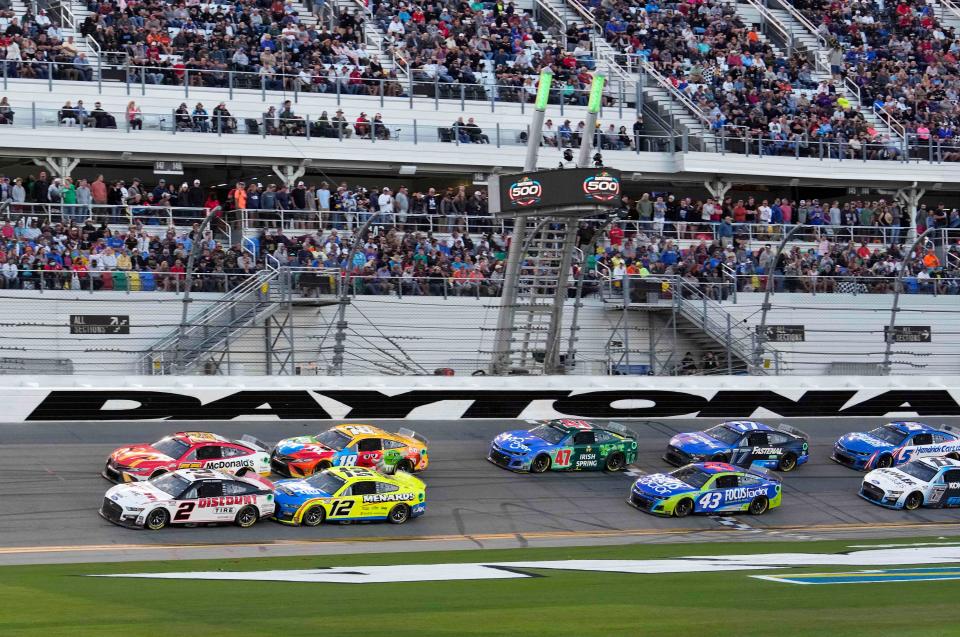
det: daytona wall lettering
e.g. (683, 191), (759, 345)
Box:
(23, 389), (960, 421)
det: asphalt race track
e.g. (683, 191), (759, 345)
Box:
(1, 417), (959, 562)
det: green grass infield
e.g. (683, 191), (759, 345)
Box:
(2, 537), (959, 636)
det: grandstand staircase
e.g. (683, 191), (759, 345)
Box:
(547, 0), (719, 150)
(140, 267), (290, 375)
(932, 0), (960, 31)
(735, 0), (899, 141)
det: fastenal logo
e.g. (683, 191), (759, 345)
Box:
(582, 171), (621, 202)
(508, 176), (543, 207)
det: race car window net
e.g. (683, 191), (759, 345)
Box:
(305, 472), (346, 495)
(152, 437), (190, 459)
(151, 472), (192, 497)
(868, 425), (908, 445)
(899, 461), (938, 483)
(704, 425), (741, 445)
(669, 466), (710, 489)
(315, 430), (352, 450)
(529, 424), (567, 445)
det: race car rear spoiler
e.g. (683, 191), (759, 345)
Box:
(775, 424), (809, 441)
(607, 421), (640, 440)
(397, 427), (429, 446)
(239, 434), (270, 452)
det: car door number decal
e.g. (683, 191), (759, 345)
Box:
(330, 500), (354, 516)
(555, 449), (571, 465)
(698, 492), (722, 510)
(174, 502), (196, 521)
(337, 454), (358, 466)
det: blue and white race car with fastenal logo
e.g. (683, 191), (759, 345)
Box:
(664, 421), (809, 472)
(860, 457), (960, 510)
(832, 422), (960, 471)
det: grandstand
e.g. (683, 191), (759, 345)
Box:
(0, 0), (957, 377)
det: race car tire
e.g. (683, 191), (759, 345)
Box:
(234, 506), (259, 528)
(145, 508), (169, 530)
(302, 505), (326, 527)
(709, 453), (729, 463)
(904, 492), (924, 511)
(530, 454), (551, 473)
(604, 452), (626, 472)
(749, 496), (769, 515)
(395, 459), (414, 474)
(778, 453), (798, 472)
(673, 498), (693, 518)
(875, 455), (894, 469)
(388, 504), (410, 524)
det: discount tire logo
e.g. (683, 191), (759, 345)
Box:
(507, 177), (542, 207)
(582, 171), (620, 202)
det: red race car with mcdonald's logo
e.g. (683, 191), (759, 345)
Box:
(271, 424), (429, 477)
(102, 431), (271, 483)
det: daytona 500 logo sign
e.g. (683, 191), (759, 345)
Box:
(21, 388), (960, 421)
(507, 177), (542, 207)
(582, 171), (620, 202)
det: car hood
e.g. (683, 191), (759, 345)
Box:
(669, 432), (727, 454)
(837, 432), (895, 454)
(274, 478), (335, 499)
(275, 436), (337, 458)
(632, 473), (697, 498)
(110, 445), (176, 468)
(863, 468), (922, 490)
(492, 430), (553, 454)
(105, 482), (170, 507)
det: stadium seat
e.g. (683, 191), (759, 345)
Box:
(140, 271), (156, 291)
(100, 272), (113, 290)
(112, 271), (128, 291)
(127, 271), (141, 292)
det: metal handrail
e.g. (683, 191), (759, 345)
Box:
(938, 0), (960, 21)
(638, 59), (713, 129)
(743, 0), (794, 54)
(769, 0), (827, 48)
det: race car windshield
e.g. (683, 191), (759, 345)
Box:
(669, 466), (710, 489)
(703, 425), (741, 445)
(150, 472), (192, 497)
(528, 424), (567, 445)
(305, 472), (346, 495)
(867, 425), (908, 445)
(151, 437), (190, 459)
(898, 461), (938, 483)
(314, 430), (352, 450)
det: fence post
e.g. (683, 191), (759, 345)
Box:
(262, 113), (266, 139)
(97, 56), (102, 93)
(408, 73), (413, 108)
(336, 78), (341, 105)
(460, 84), (465, 111)
(229, 71), (234, 100)
(31, 101), (35, 129)
(3, 59), (7, 91)
(413, 119), (417, 145)
(140, 64), (145, 95)
(380, 79), (384, 108)
(434, 77), (439, 110)
(184, 69), (189, 98)
(490, 83), (495, 113)
(172, 109), (176, 134)
(496, 122), (500, 148)
(305, 115), (311, 140)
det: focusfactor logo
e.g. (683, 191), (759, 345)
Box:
(582, 171), (621, 202)
(507, 176), (542, 207)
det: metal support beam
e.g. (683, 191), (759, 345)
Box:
(755, 223), (804, 372)
(703, 177), (732, 202)
(894, 182), (925, 246)
(271, 164), (307, 190)
(882, 228), (934, 374)
(33, 156), (80, 179)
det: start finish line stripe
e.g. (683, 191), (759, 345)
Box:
(753, 567), (960, 585)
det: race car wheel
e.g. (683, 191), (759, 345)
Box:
(604, 452), (626, 472)
(778, 453), (798, 472)
(749, 496), (769, 515)
(388, 504), (410, 524)
(302, 505), (326, 527)
(395, 459), (414, 473)
(530, 454), (551, 473)
(904, 492), (924, 511)
(234, 506), (259, 528)
(673, 499), (693, 518)
(145, 508), (169, 530)
(875, 455), (894, 469)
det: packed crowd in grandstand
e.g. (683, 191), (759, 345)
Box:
(0, 170), (957, 296)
